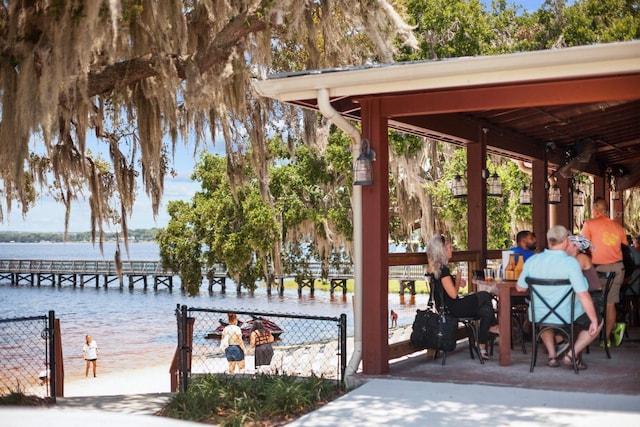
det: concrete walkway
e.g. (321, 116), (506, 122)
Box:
(288, 379), (640, 426)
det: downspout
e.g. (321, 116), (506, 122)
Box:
(317, 88), (363, 383)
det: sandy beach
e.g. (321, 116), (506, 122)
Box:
(61, 363), (173, 397)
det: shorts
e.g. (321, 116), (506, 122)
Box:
(595, 262), (625, 304)
(225, 345), (245, 362)
(85, 358), (97, 362)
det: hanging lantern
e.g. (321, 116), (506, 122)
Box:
(572, 187), (584, 207)
(451, 174), (467, 198)
(487, 172), (503, 197)
(549, 183), (561, 204)
(519, 185), (532, 205)
(353, 139), (376, 186)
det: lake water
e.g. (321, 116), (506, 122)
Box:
(0, 242), (428, 383)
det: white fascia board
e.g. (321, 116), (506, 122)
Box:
(252, 40), (640, 102)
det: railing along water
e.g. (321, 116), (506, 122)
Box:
(0, 259), (428, 294)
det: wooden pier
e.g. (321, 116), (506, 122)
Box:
(0, 260), (186, 290)
(0, 260), (425, 294)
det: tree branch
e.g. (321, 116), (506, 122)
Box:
(61, 12), (267, 104)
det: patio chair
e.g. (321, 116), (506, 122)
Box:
(525, 277), (579, 374)
(599, 271), (616, 358)
(586, 271), (615, 358)
(620, 267), (640, 329)
(458, 317), (485, 364)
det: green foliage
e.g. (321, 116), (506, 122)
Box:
(158, 131), (355, 295)
(0, 389), (52, 406)
(160, 374), (344, 426)
(400, 0), (493, 59)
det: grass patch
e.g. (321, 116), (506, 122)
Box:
(0, 391), (53, 407)
(158, 374), (346, 426)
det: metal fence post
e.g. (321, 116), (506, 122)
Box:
(339, 313), (347, 384)
(48, 310), (56, 403)
(179, 304), (189, 392)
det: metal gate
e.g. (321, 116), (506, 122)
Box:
(0, 311), (57, 401)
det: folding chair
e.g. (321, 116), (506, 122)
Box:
(525, 277), (579, 374)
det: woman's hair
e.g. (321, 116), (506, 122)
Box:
(228, 313), (238, 324)
(426, 235), (449, 279)
(251, 320), (265, 333)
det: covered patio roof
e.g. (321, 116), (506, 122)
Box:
(254, 40), (640, 189)
(253, 40), (640, 375)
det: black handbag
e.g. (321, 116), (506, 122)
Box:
(410, 274), (458, 352)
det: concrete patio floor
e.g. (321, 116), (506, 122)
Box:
(367, 325), (640, 396)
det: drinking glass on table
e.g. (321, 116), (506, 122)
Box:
(494, 267), (504, 283)
(483, 268), (494, 282)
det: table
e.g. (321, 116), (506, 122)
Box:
(497, 280), (529, 366)
(473, 279), (531, 366)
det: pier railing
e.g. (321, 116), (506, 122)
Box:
(0, 259), (427, 293)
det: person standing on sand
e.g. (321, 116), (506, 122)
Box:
(82, 334), (100, 378)
(221, 313), (246, 373)
(250, 320), (275, 370)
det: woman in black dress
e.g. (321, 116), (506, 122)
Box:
(426, 235), (499, 360)
(250, 320), (274, 369)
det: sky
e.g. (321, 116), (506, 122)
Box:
(1, 0), (558, 233)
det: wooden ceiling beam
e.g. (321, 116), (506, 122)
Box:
(375, 74), (640, 117)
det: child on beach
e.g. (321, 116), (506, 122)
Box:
(82, 334), (100, 377)
(390, 310), (398, 328)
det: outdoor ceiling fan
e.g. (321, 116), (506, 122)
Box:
(557, 139), (596, 178)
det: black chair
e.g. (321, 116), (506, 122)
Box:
(525, 277), (579, 374)
(599, 271), (616, 358)
(458, 317), (485, 364)
(620, 267), (640, 329)
(430, 275), (485, 365)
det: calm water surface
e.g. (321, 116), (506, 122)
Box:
(0, 242), (428, 381)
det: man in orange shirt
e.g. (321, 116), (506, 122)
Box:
(581, 197), (629, 347)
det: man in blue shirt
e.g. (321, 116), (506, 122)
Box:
(516, 225), (601, 370)
(510, 230), (537, 262)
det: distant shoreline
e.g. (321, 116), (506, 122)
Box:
(0, 230), (160, 243)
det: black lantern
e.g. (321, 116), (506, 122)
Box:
(572, 187), (584, 207)
(354, 139), (376, 186)
(487, 172), (503, 197)
(549, 183), (561, 204)
(519, 185), (532, 205)
(451, 174), (467, 198)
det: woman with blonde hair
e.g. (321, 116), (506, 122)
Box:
(426, 235), (499, 360)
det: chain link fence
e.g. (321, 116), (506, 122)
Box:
(0, 312), (56, 399)
(175, 306), (347, 392)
